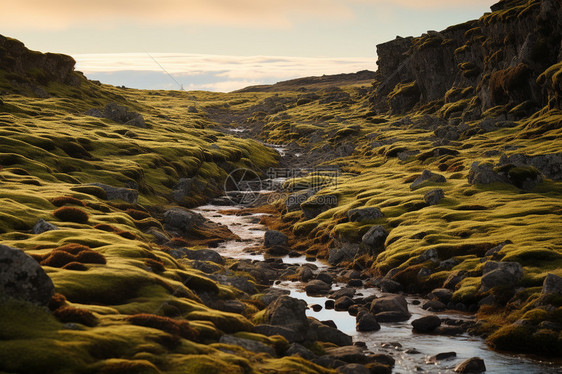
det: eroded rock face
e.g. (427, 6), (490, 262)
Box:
(0, 34), (81, 94)
(369, 0), (562, 114)
(0, 244), (54, 305)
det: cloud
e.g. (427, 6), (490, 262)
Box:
(1, 0), (492, 30)
(74, 53), (375, 92)
(1, 0), (353, 30)
(353, 0), (492, 8)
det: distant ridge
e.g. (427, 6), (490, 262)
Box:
(236, 70), (376, 92)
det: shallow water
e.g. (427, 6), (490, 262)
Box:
(193, 203), (562, 373)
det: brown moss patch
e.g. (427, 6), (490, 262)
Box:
(127, 314), (198, 341)
(50, 196), (85, 207)
(52, 206), (89, 224)
(53, 306), (98, 327)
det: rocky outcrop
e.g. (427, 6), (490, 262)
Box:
(468, 162), (543, 189)
(0, 34), (82, 95)
(370, 0), (562, 115)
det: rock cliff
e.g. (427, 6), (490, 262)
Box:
(370, 0), (562, 117)
(0, 34), (83, 96)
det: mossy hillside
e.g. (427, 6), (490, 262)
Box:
(0, 76), (345, 372)
(0, 86), (279, 208)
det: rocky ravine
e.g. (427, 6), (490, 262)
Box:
(0, 0), (562, 373)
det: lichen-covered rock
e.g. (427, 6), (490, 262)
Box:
(410, 170), (446, 190)
(103, 102), (147, 128)
(380, 279), (402, 293)
(424, 188), (445, 205)
(183, 248), (224, 265)
(347, 207), (384, 222)
(338, 364), (370, 374)
(310, 319), (353, 346)
(326, 345), (368, 364)
(468, 162), (543, 189)
(32, 219), (59, 234)
(0, 244), (54, 305)
(542, 273), (562, 295)
(90, 183), (138, 203)
(286, 343), (317, 360)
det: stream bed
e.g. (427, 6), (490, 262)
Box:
(193, 203), (561, 373)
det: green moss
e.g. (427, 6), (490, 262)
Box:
(388, 81), (418, 100)
(487, 324), (562, 356)
(186, 311), (253, 334)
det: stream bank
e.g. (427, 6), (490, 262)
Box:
(192, 198), (561, 373)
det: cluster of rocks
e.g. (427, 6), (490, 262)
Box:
(467, 161), (543, 190)
(86, 102), (147, 128)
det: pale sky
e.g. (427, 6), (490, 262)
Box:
(1, 0), (494, 91)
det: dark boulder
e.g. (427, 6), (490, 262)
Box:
(411, 315), (441, 333)
(264, 230), (289, 247)
(361, 225), (389, 255)
(0, 244), (54, 305)
(305, 280), (331, 296)
(356, 313), (381, 332)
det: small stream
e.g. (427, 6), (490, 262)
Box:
(193, 202), (561, 374)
